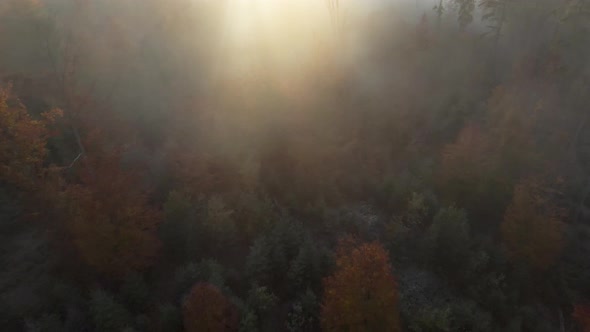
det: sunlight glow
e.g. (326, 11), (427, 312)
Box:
(215, 0), (354, 104)
(221, 0), (334, 68)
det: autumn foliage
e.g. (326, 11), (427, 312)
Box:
(321, 238), (400, 332)
(182, 283), (239, 332)
(0, 86), (61, 190)
(501, 178), (565, 269)
(1, 1), (590, 331)
(0, 80), (161, 279)
(59, 129), (160, 278)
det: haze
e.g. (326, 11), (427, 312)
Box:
(1, 0), (590, 331)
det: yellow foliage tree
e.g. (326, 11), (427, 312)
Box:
(0, 85), (60, 190)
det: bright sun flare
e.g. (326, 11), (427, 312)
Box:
(220, 0), (339, 74)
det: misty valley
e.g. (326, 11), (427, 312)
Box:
(1, 0), (590, 331)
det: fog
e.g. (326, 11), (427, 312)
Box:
(1, 0), (590, 331)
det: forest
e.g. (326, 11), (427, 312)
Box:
(1, 0), (590, 331)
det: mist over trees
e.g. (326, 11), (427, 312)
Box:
(1, 0), (590, 331)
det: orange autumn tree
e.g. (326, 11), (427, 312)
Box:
(0, 85), (61, 190)
(501, 178), (565, 270)
(321, 238), (400, 332)
(183, 282), (239, 332)
(60, 127), (160, 278)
